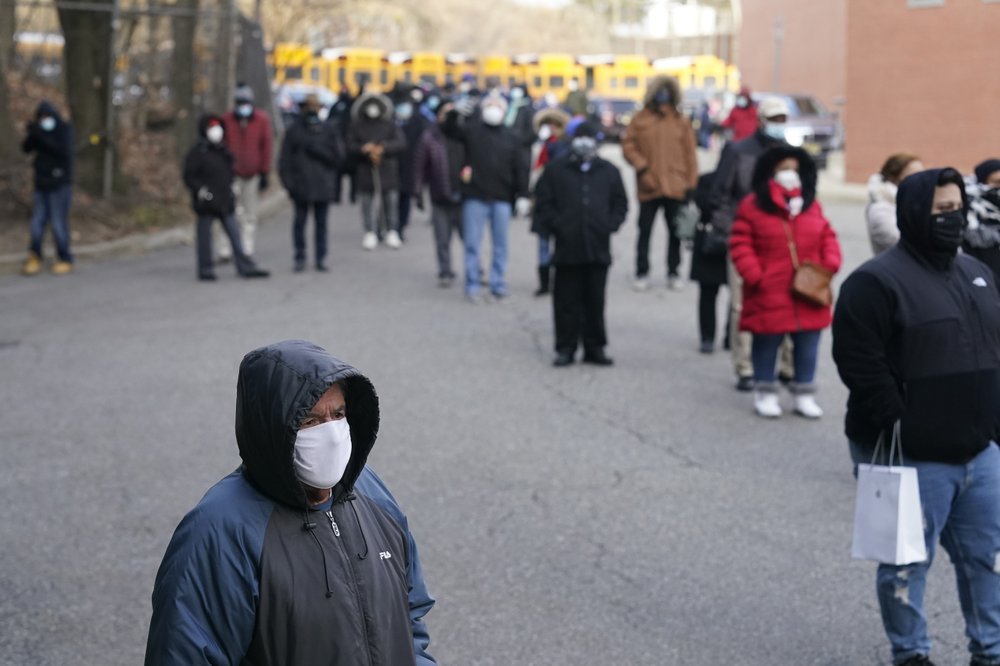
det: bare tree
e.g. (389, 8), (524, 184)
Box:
(171, 0), (197, 161)
(0, 0), (20, 158)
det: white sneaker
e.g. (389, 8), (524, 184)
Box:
(385, 230), (402, 249)
(362, 232), (378, 251)
(794, 394), (823, 419)
(633, 276), (650, 292)
(667, 275), (684, 291)
(753, 391), (782, 418)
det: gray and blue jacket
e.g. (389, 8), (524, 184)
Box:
(144, 340), (435, 665)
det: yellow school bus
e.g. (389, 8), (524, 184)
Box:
(445, 53), (478, 86)
(384, 51), (447, 87)
(650, 55), (739, 94)
(478, 54), (515, 89)
(272, 43), (315, 85)
(578, 54), (650, 101)
(514, 53), (584, 99)
(321, 47), (387, 95)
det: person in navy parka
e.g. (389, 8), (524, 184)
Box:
(144, 340), (435, 665)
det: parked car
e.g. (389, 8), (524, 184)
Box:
(752, 92), (842, 169)
(587, 96), (641, 142)
(273, 84), (337, 128)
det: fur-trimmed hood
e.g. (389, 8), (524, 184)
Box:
(533, 107), (570, 134)
(751, 145), (818, 216)
(350, 92), (393, 122)
(643, 76), (681, 110)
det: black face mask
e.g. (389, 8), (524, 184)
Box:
(983, 187), (1000, 210)
(928, 209), (967, 253)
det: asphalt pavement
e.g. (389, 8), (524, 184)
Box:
(0, 147), (971, 665)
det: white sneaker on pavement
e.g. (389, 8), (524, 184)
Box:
(753, 391), (782, 418)
(633, 276), (650, 292)
(362, 232), (378, 251)
(794, 394), (823, 419)
(667, 275), (684, 291)
(385, 230), (402, 249)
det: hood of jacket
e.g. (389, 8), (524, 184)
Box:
(751, 144), (817, 216)
(896, 167), (969, 267)
(867, 172), (897, 206)
(351, 92), (393, 123)
(197, 113), (225, 139)
(533, 107), (570, 134)
(34, 100), (64, 123)
(643, 76), (682, 111)
(235, 340), (380, 509)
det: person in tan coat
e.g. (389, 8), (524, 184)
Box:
(622, 76), (699, 291)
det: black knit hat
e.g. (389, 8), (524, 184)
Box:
(974, 159), (1000, 184)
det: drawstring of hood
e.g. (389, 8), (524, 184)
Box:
(302, 511), (335, 598)
(346, 493), (370, 560)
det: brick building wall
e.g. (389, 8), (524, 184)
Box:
(845, 0), (1000, 182)
(737, 0), (847, 114)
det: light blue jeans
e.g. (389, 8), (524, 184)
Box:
(463, 198), (511, 296)
(850, 441), (1000, 665)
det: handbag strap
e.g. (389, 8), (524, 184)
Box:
(871, 421), (904, 467)
(780, 218), (801, 270)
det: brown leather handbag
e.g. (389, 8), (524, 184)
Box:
(782, 219), (833, 307)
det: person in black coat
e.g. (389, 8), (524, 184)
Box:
(346, 92), (407, 251)
(394, 86), (431, 241)
(183, 115), (269, 281)
(279, 94), (344, 272)
(328, 87), (356, 203)
(21, 100), (74, 276)
(690, 170), (729, 353)
(533, 122), (628, 367)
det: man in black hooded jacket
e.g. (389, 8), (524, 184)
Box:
(145, 340), (436, 666)
(833, 168), (1000, 666)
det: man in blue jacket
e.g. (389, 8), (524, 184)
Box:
(145, 340), (436, 665)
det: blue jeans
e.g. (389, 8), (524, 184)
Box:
(537, 233), (551, 266)
(751, 330), (820, 389)
(28, 185), (73, 262)
(463, 198), (511, 296)
(850, 441), (1000, 664)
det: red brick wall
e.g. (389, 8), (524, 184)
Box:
(737, 0), (847, 114)
(845, 0), (1000, 182)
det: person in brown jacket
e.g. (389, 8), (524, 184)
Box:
(621, 76), (699, 291)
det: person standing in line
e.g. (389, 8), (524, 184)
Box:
(833, 168), (1000, 666)
(21, 100), (74, 276)
(689, 169), (728, 353)
(963, 158), (1000, 285)
(621, 76), (699, 292)
(720, 86), (758, 144)
(530, 107), (571, 297)
(394, 86), (431, 242)
(182, 115), (270, 281)
(278, 94), (344, 272)
(328, 86), (356, 204)
(865, 152), (924, 256)
(564, 79), (589, 118)
(534, 122), (628, 367)
(144, 340), (436, 666)
(218, 83), (273, 262)
(444, 92), (531, 303)
(347, 92), (407, 251)
(729, 145), (841, 418)
(412, 101), (465, 287)
(707, 96), (790, 392)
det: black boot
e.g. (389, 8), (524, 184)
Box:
(534, 265), (551, 297)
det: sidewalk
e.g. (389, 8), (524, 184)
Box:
(0, 190), (289, 273)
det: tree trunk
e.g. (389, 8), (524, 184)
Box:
(171, 0), (198, 162)
(0, 0), (19, 159)
(57, 0), (115, 196)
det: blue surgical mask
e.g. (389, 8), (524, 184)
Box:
(396, 103), (413, 121)
(510, 88), (524, 101)
(236, 103), (253, 118)
(39, 117), (56, 132)
(763, 122), (786, 141)
(426, 96), (441, 112)
(654, 90), (672, 106)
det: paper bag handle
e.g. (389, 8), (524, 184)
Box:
(871, 421), (904, 467)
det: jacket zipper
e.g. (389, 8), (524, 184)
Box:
(326, 508), (374, 666)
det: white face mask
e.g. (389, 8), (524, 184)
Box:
(39, 117), (57, 132)
(293, 418), (353, 490)
(537, 124), (553, 142)
(364, 104), (381, 119)
(482, 105), (504, 126)
(774, 168), (801, 191)
(206, 125), (224, 144)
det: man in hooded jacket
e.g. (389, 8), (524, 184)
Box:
(832, 168), (1000, 666)
(21, 100), (74, 276)
(145, 339), (436, 666)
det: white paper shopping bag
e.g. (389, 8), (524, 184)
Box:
(850, 423), (928, 565)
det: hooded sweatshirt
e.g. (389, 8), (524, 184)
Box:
(833, 169), (1000, 463)
(182, 114), (237, 216)
(145, 340), (435, 666)
(346, 93), (407, 193)
(22, 100), (73, 191)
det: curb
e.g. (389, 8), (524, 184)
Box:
(0, 191), (289, 274)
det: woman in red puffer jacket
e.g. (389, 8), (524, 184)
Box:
(729, 145), (842, 420)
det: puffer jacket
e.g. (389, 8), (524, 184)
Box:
(346, 93), (407, 193)
(278, 115), (344, 203)
(182, 114), (237, 217)
(620, 76), (698, 202)
(729, 146), (842, 334)
(145, 340), (436, 666)
(865, 173), (899, 255)
(22, 100), (73, 192)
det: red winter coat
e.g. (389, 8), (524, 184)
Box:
(222, 109), (273, 178)
(729, 187), (842, 334)
(722, 105), (758, 143)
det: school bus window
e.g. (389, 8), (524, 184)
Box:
(380, 69), (388, 85)
(285, 65), (303, 80)
(404, 71), (413, 82)
(420, 74), (436, 84)
(624, 76), (639, 88)
(508, 76), (516, 87)
(533, 76), (542, 88)
(610, 78), (618, 89)
(703, 76), (717, 89)
(355, 72), (370, 87)
(310, 66), (320, 82)
(550, 76), (565, 88)
(338, 68), (346, 85)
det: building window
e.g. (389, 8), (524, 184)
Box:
(907, 0), (944, 7)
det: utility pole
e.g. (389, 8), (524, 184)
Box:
(102, 0), (120, 198)
(214, 0), (236, 112)
(771, 14), (784, 92)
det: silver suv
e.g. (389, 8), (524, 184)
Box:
(754, 93), (842, 170)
